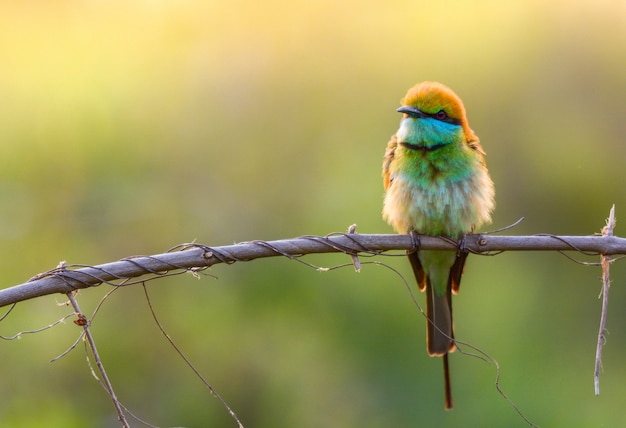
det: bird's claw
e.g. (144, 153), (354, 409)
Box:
(409, 230), (421, 254)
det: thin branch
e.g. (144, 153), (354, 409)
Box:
(66, 292), (130, 428)
(595, 205), (615, 395)
(2, 233), (626, 308)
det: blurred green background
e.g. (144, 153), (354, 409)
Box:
(1, 1), (625, 426)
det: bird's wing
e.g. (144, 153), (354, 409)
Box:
(407, 250), (427, 291)
(382, 134), (398, 190)
(449, 250), (469, 294)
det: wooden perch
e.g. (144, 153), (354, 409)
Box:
(1, 232), (625, 308)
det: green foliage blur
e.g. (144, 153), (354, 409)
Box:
(1, 1), (625, 426)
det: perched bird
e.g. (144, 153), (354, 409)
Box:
(382, 81), (495, 409)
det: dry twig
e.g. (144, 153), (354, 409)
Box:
(595, 205), (615, 395)
(66, 292), (130, 428)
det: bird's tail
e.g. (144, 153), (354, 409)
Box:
(407, 250), (456, 354)
(424, 264), (455, 410)
(407, 250), (465, 410)
(425, 276), (454, 356)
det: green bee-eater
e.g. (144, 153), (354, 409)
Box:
(382, 81), (495, 409)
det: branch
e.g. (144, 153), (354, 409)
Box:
(66, 292), (130, 428)
(595, 205), (616, 395)
(2, 233), (626, 308)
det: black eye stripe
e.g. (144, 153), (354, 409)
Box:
(425, 110), (461, 125)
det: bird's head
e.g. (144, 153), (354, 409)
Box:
(396, 81), (476, 150)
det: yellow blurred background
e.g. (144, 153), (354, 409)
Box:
(1, 1), (625, 426)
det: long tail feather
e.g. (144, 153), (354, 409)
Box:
(426, 277), (453, 355)
(408, 249), (466, 410)
(443, 354), (453, 410)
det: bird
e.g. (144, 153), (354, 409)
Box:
(382, 81), (495, 409)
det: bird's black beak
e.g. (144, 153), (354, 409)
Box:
(397, 105), (424, 118)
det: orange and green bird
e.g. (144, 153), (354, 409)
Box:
(382, 81), (495, 409)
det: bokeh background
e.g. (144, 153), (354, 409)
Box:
(1, 1), (625, 426)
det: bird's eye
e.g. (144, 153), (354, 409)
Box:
(435, 110), (447, 121)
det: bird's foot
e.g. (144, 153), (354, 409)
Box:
(409, 230), (421, 254)
(456, 233), (468, 257)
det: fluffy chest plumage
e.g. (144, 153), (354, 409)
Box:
(382, 144), (494, 236)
